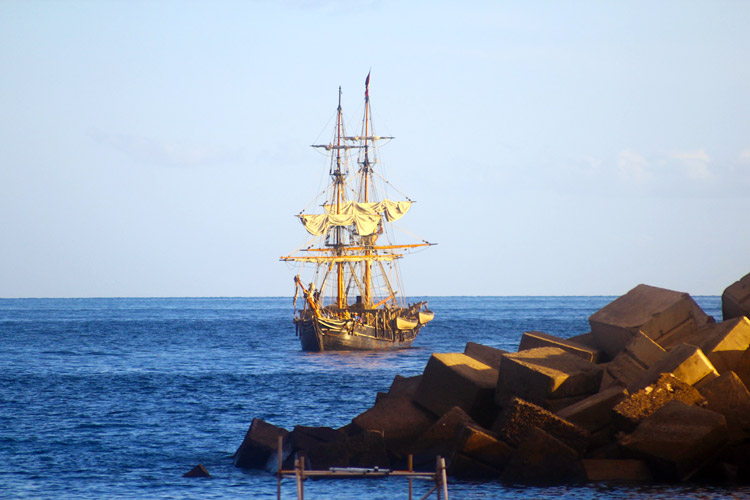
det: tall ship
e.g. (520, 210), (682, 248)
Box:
(280, 74), (435, 351)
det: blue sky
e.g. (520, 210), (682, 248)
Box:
(1, 0), (749, 297)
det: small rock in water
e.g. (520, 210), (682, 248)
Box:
(183, 464), (210, 478)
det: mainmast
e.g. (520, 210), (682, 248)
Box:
(362, 73), (373, 307)
(333, 87), (345, 310)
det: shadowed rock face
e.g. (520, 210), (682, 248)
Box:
(589, 284), (712, 358)
(233, 273), (750, 485)
(722, 272), (750, 321)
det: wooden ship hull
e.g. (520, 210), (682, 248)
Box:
(294, 303), (431, 351)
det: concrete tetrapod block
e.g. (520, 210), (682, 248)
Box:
(500, 426), (587, 485)
(519, 331), (600, 363)
(589, 284), (712, 358)
(698, 371), (750, 442)
(612, 373), (706, 433)
(464, 342), (508, 370)
(448, 421), (514, 479)
(619, 400), (728, 480)
(600, 331), (666, 390)
(413, 353), (498, 427)
(722, 272), (750, 321)
(684, 317), (750, 374)
(351, 394), (436, 453)
(556, 386), (628, 433)
(495, 347), (603, 408)
(492, 397), (589, 454)
(631, 343), (719, 392)
(234, 418), (289, 469)
(582, 459), (652, 482)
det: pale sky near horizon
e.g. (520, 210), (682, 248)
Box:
(1, 0), (749, 298)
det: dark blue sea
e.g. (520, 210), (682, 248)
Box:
(2, 296), (746, 499)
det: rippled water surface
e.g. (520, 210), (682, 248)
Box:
(3, 295), (746, 499)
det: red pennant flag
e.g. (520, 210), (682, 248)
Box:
(365, 71), (370, 97)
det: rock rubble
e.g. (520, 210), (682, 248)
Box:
(234, 272), (750, 484)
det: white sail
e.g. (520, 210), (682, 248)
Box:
(298, 200), (412, 236)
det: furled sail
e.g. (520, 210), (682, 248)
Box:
(298, 200), (412, 236)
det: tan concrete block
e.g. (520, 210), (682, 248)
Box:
(684, 317), (750, 374)
(495, 347), (603, 407)
(492, 397), (589, 454)
(463, 342), (507, 370)
(352, 395), (436, 451)
(413, 353), (498, 426)
(448, 421), (513, 478)
(410, 406), (476, 457)
(600, 331), (666, 390)
(620, 400), (728, 480)
(582, 459), (653, 482)
(631, 343), (718, 391)
(589, 284), (711, 358)
(698, 371), (750, 442)
(519, 330), (600, 363)
(234, 418), (289, 470)
(556, 386), (628, 433)
(722, 272), (750, 321)
(612, 373), (706, 432)
(500, 427), (587, 484)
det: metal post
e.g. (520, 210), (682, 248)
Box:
(439, 457), (449, 500)
(408, 454), (413, 500)
(277, 436), (283, 500)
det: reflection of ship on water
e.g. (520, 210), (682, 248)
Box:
(280, 74), (435, 351)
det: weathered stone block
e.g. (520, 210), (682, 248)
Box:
(698, 371), (750, 442)
(385, 374), (422, 399)
(301, 429), (390, 470)
(500, 427), (587, 484)
(448, 421), (513, 478)
(612, 373), (706, 432)
(352, 394), (436, 453)
(582, 459), (652, 482)
(556, 386), (628, 433)
(722, 272), (750, 321)
(234, 418), (289, 470)
(619, 400), (728, 480)
(519, 330), (600, 363)
(631, 343), (718, 391)
(600, 331), (666, 390)
(567, 331), (598, 351)
(589, 284), (711, 358)
(495, 347), (602, 408)
(684, 317), (750, 374)
(464, 342), (507, 370)
(492, 397), (589, 454)
(411, 406), (476, 456)
(413, 353), (498, 427)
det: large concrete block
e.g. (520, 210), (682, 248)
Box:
(500, 427), (587, 484)
(698, 371), (750, 442)
(464, 342), (507, 370)
(410, 406), (476, 457)
(234, 418), (289, 469)
(556, 386), (628, 433)
(492, 397), (589, 454)
(519, 330), (600, 363)
(600, 331), (666, 390)
(722, 272), (750, 320)
(582, 459), (652, 482)
(386, 374), (422, 399)
(684, 317), (750, 374)
(619, 400), (728, 480)
(301, 429), (390, 470)
(589, 284), (712, 358)
(631, 343), (719, 392)
(448, 421), (513, 478)
(612, 373), (706, 432)
(413, 353), (498, 427)
(351, 394), (436, 452)
(495, 347), (603, 408)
